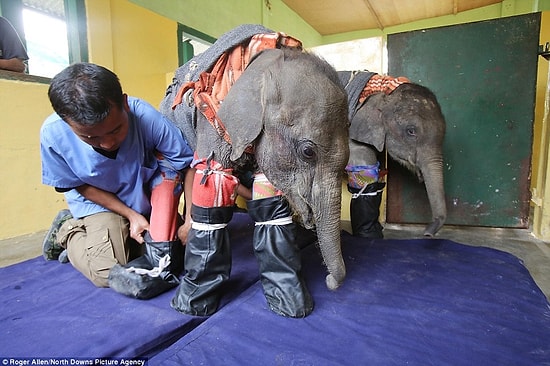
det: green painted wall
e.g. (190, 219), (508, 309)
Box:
(129, 0), (322, 47)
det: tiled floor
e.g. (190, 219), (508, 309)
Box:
(2, 222), (549, 301)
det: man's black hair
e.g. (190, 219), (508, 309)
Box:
(48, 62), (124, 126)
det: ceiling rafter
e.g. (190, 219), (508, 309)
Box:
(363, 0), (384, 30)
(281, 0), (504, 36)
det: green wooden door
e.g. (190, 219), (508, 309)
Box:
(386, 13), (540, 228)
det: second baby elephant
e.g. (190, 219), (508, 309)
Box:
(339, 71), (447, 238)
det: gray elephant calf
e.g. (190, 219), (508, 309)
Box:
(159, 25), (349, 318)
(339, 71), (447, 238)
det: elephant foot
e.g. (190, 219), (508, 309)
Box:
(423, 218), (445, 237)
(325, 273), (344, 290)
(354, 226), (384, 239)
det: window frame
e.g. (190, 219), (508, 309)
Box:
(0, 0), (87, 81)
(177, 23), (215, 66)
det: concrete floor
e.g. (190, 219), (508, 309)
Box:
(1, 222), (549, 301)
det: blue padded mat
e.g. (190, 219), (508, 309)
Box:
(150, 232), (550, 365)
(0, 212), (264, 358)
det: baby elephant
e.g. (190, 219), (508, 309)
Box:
(339, 71), (446, 238)
(160, 25), (350, 318)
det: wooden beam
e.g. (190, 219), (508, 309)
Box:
(363, 0), (384, 30)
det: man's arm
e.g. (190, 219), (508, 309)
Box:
(177, 168), (195, 244)
(0, 58), (26, 72)
(0, 17), (28, 73)
(76, 184), (149, 243)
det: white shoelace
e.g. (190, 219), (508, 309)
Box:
(126, 254), (171, 277)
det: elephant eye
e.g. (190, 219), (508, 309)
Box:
(297, 140), (317, 162)
(406, 125), (417, 137)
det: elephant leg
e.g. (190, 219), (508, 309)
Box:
(108, 233), (183, 299)
(171, 204), (233, 316)
(108, 167), (185, 299)
(247, 174), (313, 318)
(346, 162), (385, 238)
(171, 154), (238, 316)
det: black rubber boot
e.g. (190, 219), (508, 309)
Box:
(348, 182), (385, 239)
(108, 232), (184, 299)
(247, 196), (313, 318)
(171, 205), (233, 316)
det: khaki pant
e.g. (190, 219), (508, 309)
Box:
(57, 212), (139, 287)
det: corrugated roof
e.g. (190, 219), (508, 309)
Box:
(23, 0), (64, 19)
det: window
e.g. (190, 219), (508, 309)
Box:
(23, 1), (68, 77)
(177, 24), (214, 66)
(0, 0), (87, 78)
(311, 37), (387, 74)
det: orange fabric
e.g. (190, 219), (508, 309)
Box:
(252, 173), (282, 200)
(149, 179), (182, 241)
(359, 75), (410, 104)
(192, 155), (239, 208)
(171, 32), (302, 146)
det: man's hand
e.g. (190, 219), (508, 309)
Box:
(76, 184), (150, 243)
(178, 220), (191, 245)
(128, 213), (150, 244)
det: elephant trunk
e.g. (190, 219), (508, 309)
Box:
(313, 177), (346, 290)
(420, 157), (447, 236)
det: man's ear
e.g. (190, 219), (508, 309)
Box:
(122, 93), (130, 112)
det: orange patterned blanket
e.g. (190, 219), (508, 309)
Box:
(172, 33), (302, 146)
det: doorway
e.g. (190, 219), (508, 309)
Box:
(386, 13), (541, 228)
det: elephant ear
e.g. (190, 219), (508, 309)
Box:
(349, 93), (387, 152)
(218, 48), (284, 161)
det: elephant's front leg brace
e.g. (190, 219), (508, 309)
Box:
(171, 154), (238, 316)
(108, 155), (185, 299)
(247, 173), (313, 318)
(346, 162), (386, 238)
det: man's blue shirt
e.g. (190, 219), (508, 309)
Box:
(40, 97), (193, 218)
